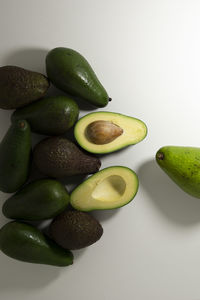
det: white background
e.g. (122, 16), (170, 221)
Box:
(1, 0), (200, 299)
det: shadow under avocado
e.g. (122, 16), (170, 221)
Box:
(90, 208), (119, 223)
(4, 47), (49, 74)
(137, 159), (200, 226)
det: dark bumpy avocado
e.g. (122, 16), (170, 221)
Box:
(11, 96), (79, 135)
(0, 221), (73, 266)
(0, 120), (31, 193)
(2, 179), (70, 221)
(0, 66), (49, 109)
(50, 210), (103, 250)
(46, 47), (110, 107)
(33, 137), (101, 178)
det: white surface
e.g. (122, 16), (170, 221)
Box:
(1, 0), (200, 299)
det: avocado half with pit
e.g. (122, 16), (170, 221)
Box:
(70, 166), (139, 211)
(74, 111), (147, 154)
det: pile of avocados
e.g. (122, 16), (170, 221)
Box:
(0, 47), (147, 266)
(1, 47), (198, 268)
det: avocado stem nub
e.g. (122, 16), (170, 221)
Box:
(109, 98), (112, 102)
(157, 152), (164, 160)
(19, 121), (26, 129)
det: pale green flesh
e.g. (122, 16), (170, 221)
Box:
(74, 112), (147, 154)
(70, 166), (139, 211)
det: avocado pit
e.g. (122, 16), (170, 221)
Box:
(86, 120), (123, 145)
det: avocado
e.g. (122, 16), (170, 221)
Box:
(11, 96), (79, 135)
(33, 137), (101, 178)
(70, 166), (139, 211)
(0, 120), (31, 193)
(50, 210), (103, 250)
(0, 66), (49, 109)
(156, 146), (200, 198)
(0, 221), (73, 266)
(74, 111), (147, 154)
(46, 47), (110, 107)
(2, 179), (70, 221)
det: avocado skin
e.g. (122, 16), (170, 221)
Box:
(11, 96), (79, 136)
(46, 47), (109, 107)
(2, 179), (70, 221)
(156, 146), (200, 198)
(33, 137), (101, 178)
(50, 210), (103, 250)
(0, 66), (49, 109)
(0, 120), (31, 193)
(0, 221), (73, 266)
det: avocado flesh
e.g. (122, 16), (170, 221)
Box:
(11, 96), (79, 136)
(2, 179), (70, 221)
(0, 66), (49, 109)
(70, 166), (139, 211)
(46, 47), (109, 107)
(0, 120), (31, 193)
(0, 221), (73, 266)
(74, 112), (147, 154)
(156, 146), (200, 198)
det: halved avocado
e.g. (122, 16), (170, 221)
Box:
(70, 166), (139, 211)
(74, 111), (147, 154)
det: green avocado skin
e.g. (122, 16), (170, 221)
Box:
(0, 221), (73, 266)
(156, 146), (200, 198)
(2, 179), (70, 221)
(0, 120), (31, 193)
(11, 96), (79, 136)
(46, 47), (109, 107)
(0, 66), (49, 109)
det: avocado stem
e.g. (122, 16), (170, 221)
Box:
(157, 152), (164, 160)
(109, 98), (112, 102)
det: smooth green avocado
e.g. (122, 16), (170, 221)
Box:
(50, 210), (103, 250)
(0, 221), (73, 266)
(74, 111), (147, 154)
(156, 146), (200, 198)
(11, 96), (79, 136)
(2, 179), (70, 221)
(0, 66), (49, 109)
(0, 120), (31, 193)
(70, 166), (139, 211)
(46, 47), (110, 107)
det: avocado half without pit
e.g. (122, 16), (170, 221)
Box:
(74, 112), (147, 154)
(70, 166), (139, 211)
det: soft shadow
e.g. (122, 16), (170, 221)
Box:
(4, 47), (49, 74)
(0, 254), (61, 291)
(91, 209), (119, 223)
(138, 159), (200, 225)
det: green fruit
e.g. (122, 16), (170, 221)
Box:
(2, 179), (70, 221)
(0, 221), (73, 266)
(156, 146), (200, 198)
(74, 111), (147, 154)
(46, 47), (110, 107)
(0, 120), (31, 193)
(33, 137), (101, 178)
(0, 66), (49, 109)
(50, 210), (103, 250)
(11, 96), (79, 136)
(70, 166), (139, 211)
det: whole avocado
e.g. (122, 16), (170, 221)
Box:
(2, 179), (70, 221)
(50, 210), (103, 250)
(0, 221), (73, 266)
(11, 96), (79, 135)
(0, 120), (31, 193)
(0, 66), (49, 109)
(46, 47), (111, 107)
